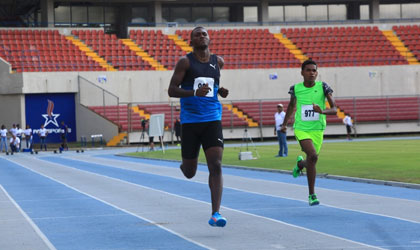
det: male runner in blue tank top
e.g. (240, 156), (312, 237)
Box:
(168, 27), (229, 227)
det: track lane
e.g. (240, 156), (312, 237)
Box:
(35, 155), (420, 249)
(4, 154), (387, 250)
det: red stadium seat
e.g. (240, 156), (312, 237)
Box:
(0, 25), (418, 72)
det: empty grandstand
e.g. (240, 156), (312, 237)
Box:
(0, 0), (419, 146)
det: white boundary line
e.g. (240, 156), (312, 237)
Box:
(4, 157), (214, 250)
(21, 156), (387, 250)
(60, 154), (420, 224)
(96, 153), (420, 202)
(0, 185), (57, 250)
(223, 184), (420, 225)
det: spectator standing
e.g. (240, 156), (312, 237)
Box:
(60, 121), (69, 150)
(148, 136), (155, 151)
(0, 125), (8, 153)
(39, 124), (48, 151)
(16, 124), (23, 151)
(174, 118), (181, 143)
(274, 103), (288, 157)
(9, 124), (17, 137)
(24, 124), (33, 149)
(343, 113), (353, 140)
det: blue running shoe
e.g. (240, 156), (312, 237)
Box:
(208, 212), (227, 227)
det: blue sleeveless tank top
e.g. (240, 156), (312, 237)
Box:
(180, 53), (222, 124)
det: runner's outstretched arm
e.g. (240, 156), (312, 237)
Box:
(280, 95), (296, 133)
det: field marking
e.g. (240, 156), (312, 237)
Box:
(96, 153), (420, 202)
(4, 157), (214, 250)
(0, 185), (57, 250)
(26, 156), (386, 250)
(58, 154), (420, 224)
(223, 183), (420, 225)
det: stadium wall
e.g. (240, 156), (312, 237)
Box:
(17, 65), (420, 104)
(75, 101), (119, 143)
(1, 65), (419, 142)
(0, 59), (23, 94)
(0, 59), (25, 127)
(0, 94), (24, 128)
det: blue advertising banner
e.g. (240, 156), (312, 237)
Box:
(25, 93), (76, 143)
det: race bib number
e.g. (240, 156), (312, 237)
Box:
(301, 105), (319, 121)
(194, 77), (214, 97)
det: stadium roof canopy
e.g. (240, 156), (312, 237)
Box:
(2, 0), (418, 4)
(1, 0), (420, 35)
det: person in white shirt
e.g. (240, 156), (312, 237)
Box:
(9, 135), (20, 153)
(343, 113), (353, 140)
(9, 124), (17, 137)
(39, 124), (48, 151)
(16, 124), (23, 150)
(0, 125), (8, 153)
(274, 103), (288, 157)
(24, 124), (33, 149)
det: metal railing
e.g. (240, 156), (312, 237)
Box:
(121, 95), (420, 133)
(80, 94), (420, 145)
(78, 75), (121, 126)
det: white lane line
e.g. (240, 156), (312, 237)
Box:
(0, 185), (57, 250)
(61, 154), (420, 224)
(222, 183), (420, 225)
(27, 156), (385, 250)
(89, 154), (420, 203)
(4, 157), (214, 250)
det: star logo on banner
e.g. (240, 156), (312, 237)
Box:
(42, 113), (60, 127)
(42, 99), (60, 127)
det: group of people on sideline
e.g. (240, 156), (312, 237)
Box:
(0, 121), (69, 154)
(0, 124), (33, 153)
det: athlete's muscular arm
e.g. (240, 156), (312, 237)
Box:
(313, 93), (337, 115)
(216, 56), (229, 98)
(168, 57), (191, 98)
(280, 95), (296, 132)
(217, 56), (224, 69)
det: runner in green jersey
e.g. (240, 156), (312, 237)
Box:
(280, 59), (337, 206)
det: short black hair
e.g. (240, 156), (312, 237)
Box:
(301, 59), (317, 71)
(190, 26), (206, 40)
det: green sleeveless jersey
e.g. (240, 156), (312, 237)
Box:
(292, 81), (330, 131)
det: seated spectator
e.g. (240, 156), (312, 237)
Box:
(9, 135), (20, 153)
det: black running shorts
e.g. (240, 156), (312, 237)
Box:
(181, 121), (224, 159)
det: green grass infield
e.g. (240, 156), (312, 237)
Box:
(126, 139), (420, 184)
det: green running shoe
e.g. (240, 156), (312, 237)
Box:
(308, 194), (320, 206)
(292, 155), (304, 178)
